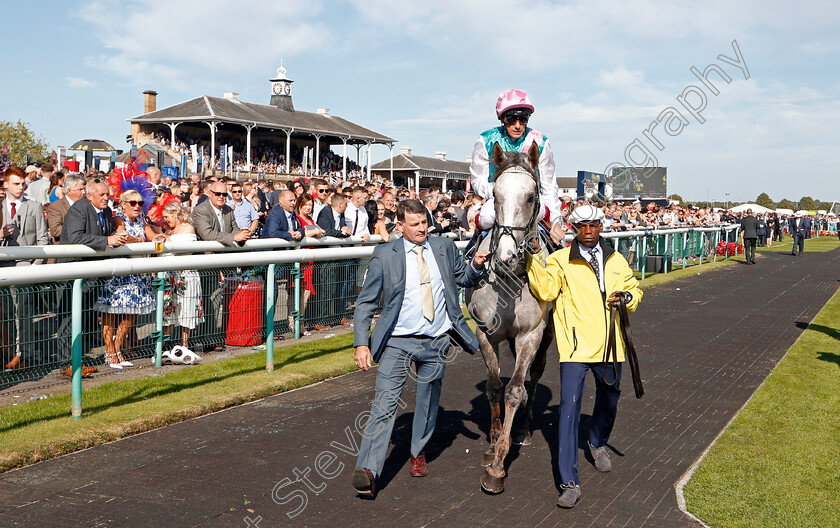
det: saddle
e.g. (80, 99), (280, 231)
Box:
(603, 294), (644, 399)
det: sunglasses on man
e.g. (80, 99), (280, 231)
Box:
(501, 112), (530, 126)
(211, 191), (227, 197)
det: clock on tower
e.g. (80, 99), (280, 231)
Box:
(269, 64), (294, 111)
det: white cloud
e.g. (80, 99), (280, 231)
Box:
(66, 77), (95, 88)
(78, 0), (332, 90)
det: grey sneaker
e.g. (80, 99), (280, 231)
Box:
(589, 442), (612, 472)
(557, 485), (581, 508)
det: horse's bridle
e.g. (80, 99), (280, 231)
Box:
(488, 167), (542, 269)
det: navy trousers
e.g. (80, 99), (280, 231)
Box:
(558, 361), (622, 486)
(356, 335), (449, 477)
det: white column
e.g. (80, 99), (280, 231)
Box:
(206, 122), (217, 171)
(442, 172), (447, 193)
(366, 142), (372, 181)
(415, 170), (420, 193)
(285, 129), (293, 174)
(389, 143), (393, 182)
(342, 138), (348, 181)
(314, 134), (321, 175)
(167, 122), (178, 146)
(245, 125), (254, 172)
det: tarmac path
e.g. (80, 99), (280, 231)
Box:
(0, 249), (837, 528)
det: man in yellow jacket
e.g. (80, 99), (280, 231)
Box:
(527, 204), (643, 509)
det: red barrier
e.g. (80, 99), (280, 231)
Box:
(225, 279), (264, 346)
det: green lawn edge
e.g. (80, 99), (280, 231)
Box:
(683, 287), (840, 527)
(0, 334), (355, 472)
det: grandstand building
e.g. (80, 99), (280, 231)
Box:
(127, 66), (395, 179)
(370, 147), (469, 192)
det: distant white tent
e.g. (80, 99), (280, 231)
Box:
(775, 208), (794, 216)
(730, 203), (774, 214)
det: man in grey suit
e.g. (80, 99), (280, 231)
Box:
(193, 181), (250, 247)
(1, 167), (51, 368)
(192, 181), (250, 351)
(350, 199), (489, 498)
(739, 209), (759, 264)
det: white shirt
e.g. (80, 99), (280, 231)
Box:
(344, 201), (370, 237)
(212, 204), (225, 232)
(578, 242), (605, 293)
(313, 200), (326, 220)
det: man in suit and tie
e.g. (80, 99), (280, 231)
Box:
(46, 175), (86, 244)
(1, 166), (51, 368)
(261, 190), (305, 241)
(192, 181), (250, 350)
(739, 209), (759, 265)
(350, 199), (489, 498)
(193, 181), (250, 247)
(59, 177), (129, 363)
(789, 211), (808, 256)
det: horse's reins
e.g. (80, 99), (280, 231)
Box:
(488, 167), (542, 269)
(602, 294), (645, 399)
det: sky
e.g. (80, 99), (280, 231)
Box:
(2, 0), (838, 204)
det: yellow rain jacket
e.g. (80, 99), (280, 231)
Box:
(527, 238), (642, 363)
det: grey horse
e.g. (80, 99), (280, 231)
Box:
(466, 142), (554, 494)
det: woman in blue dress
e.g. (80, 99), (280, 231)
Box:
(94, 188), (159, 368)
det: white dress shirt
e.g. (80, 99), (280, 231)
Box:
(344, 201), (370, 237)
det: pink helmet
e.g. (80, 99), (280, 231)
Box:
(496, 89), (534, 119)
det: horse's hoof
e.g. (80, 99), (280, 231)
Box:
(512, 430), (532, 446)
(481, 451), (495, 467)
(480, 471), (505, 494)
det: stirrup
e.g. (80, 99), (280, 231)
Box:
(162, 346), (202, 365)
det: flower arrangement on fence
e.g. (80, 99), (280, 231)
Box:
(715, 240), (744, 256)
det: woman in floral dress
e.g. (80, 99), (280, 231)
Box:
(93, 189), (158, 368)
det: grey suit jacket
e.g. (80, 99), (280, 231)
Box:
(192, 199), (239, 246)
(1, 197), (49, 266)
(353, 236), (486, 363)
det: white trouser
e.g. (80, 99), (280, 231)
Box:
(478, 198), (496, 231)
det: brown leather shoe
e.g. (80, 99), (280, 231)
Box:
(60, 366), (98, 378)
(4, 355), (25, 370)
(410, 454), (428, 477)
(351, 467), (375, 498)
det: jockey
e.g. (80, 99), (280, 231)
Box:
(469, 88), (566, 246)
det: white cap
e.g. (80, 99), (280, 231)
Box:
(569, 204), (605, 224)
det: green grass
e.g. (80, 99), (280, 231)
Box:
(683, 288), (840, 528)
(0, 334), (355, 472)
(758, 236), (840, 253)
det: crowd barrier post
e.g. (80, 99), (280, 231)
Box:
(71, 278), (83, 419)
(265, 264), (276, 372)
(682, 231), (688, 270)
(292, 263), (301, 340)
(699, 231), (705, 265)
(640, 235), (648, 280)
(713, 229), (720, 263)
(152, 273), (166, 368)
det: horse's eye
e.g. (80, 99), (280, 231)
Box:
(527, 193), (535, 203)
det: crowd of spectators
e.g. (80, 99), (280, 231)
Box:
(150, 131), (363, 178)
(1, 161), (838, 375)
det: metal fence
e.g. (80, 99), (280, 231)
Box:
(0, 225), (743, 416)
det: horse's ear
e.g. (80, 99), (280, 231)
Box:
(528, 141), (540, 169)
(493, 142), (505, 166)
